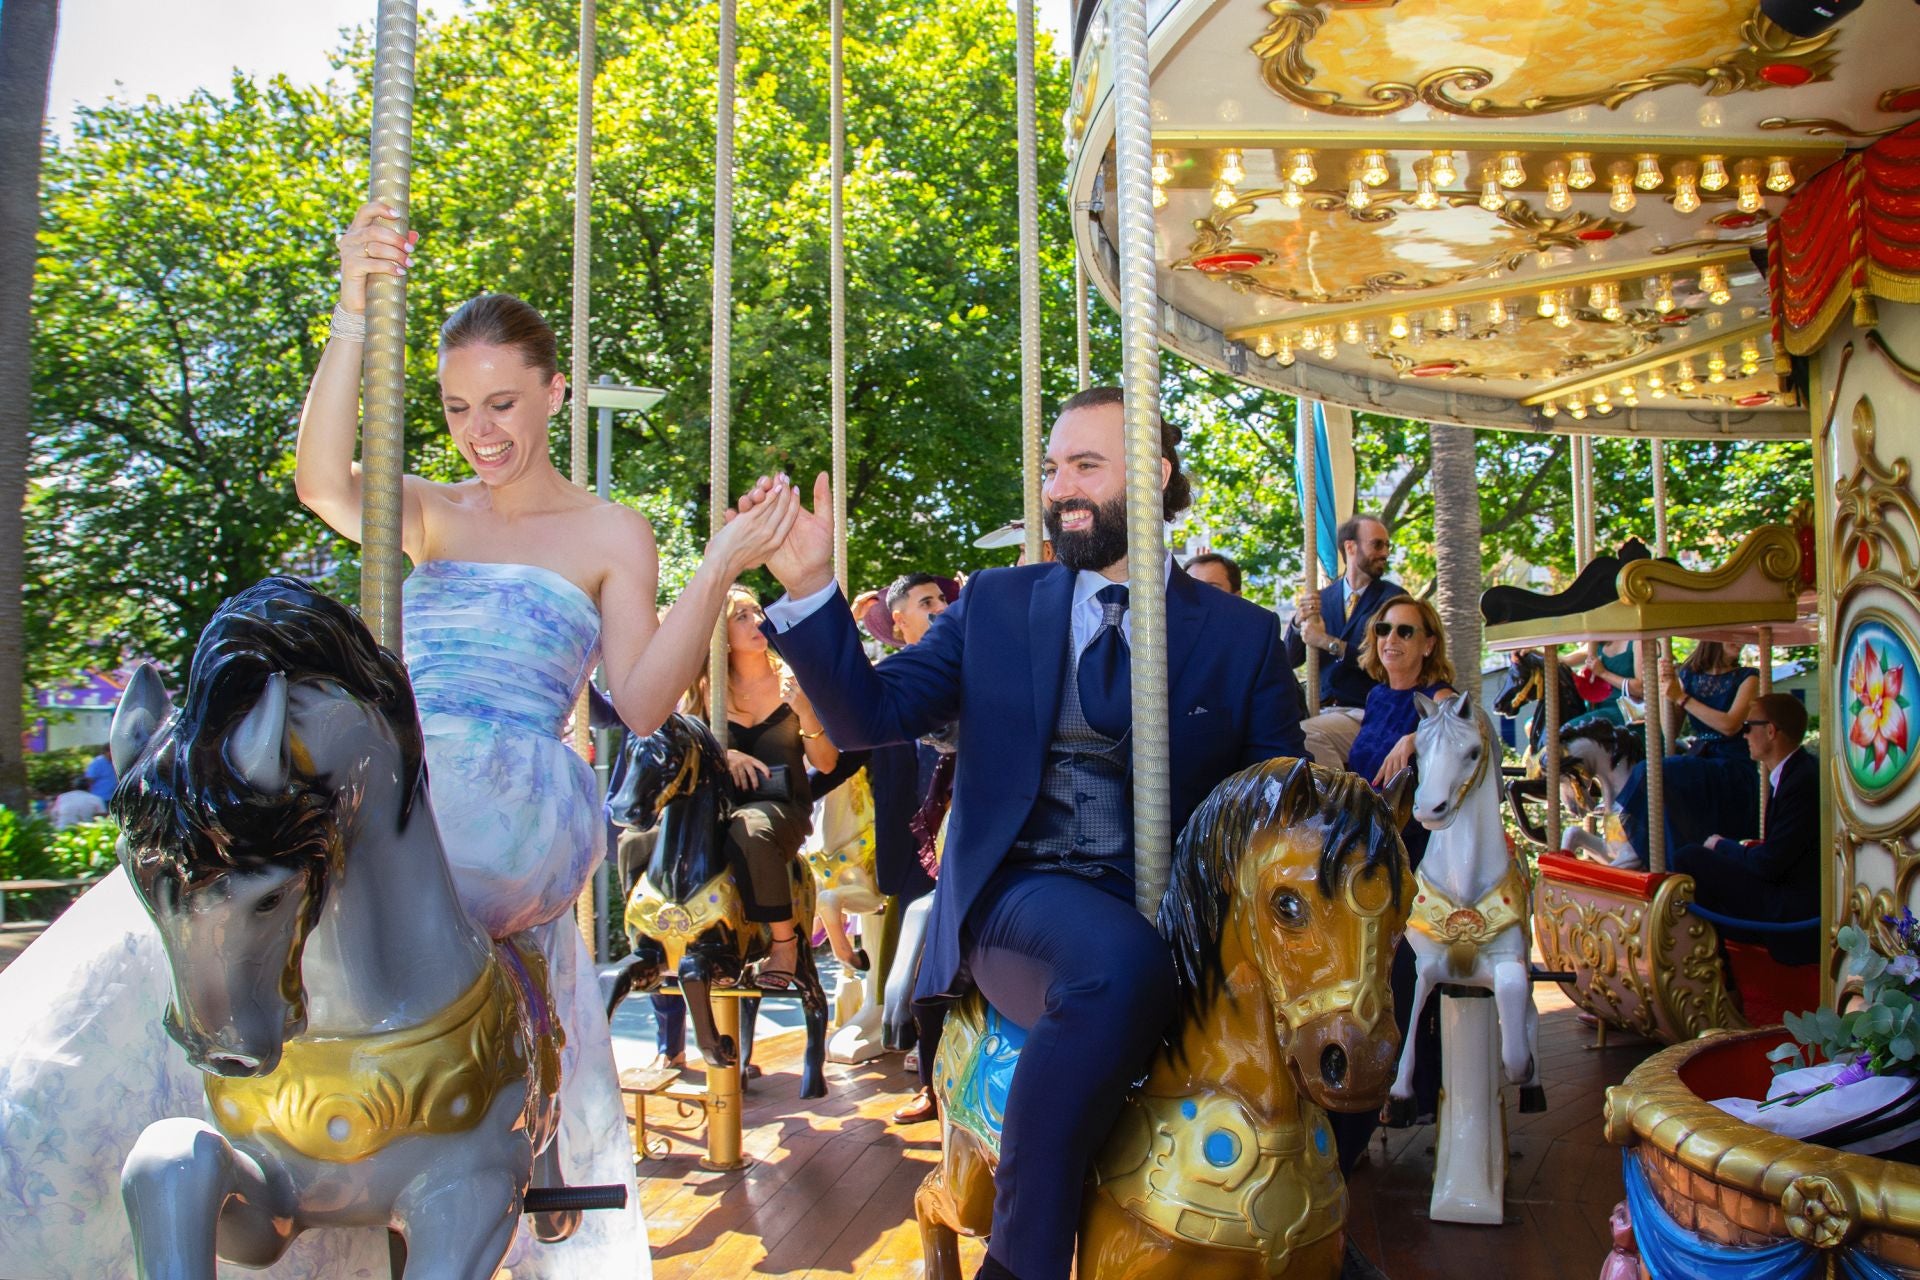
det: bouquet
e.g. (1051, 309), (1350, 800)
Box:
(1710, 915), (1920, 1158)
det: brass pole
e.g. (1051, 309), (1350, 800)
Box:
(699, 995), (746, 1170)
(1642, 638), (1667, 873)
(829, 0), (848, 595)
(1544, 646), (1562, 853)
(568, 0), (598, 953)
(1758, 624), (1773, 836)
(1107, 0), (1173, 917)
(1302, 404), (1322, 718)
(1075, 257), (1092, 392)
(358, 0), (418, 649)
(1016, 0), (1044, 566)
(707, 0), (739, 752)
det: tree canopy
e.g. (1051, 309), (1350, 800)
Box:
(26, 0), (1812, 689)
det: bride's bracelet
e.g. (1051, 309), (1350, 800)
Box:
(328, 304), (368, 343)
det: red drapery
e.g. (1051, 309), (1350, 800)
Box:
(1770, 120), (1920, 357)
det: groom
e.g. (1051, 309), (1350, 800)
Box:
(743, 386), (1307, 1280)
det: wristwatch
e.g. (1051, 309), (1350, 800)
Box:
(1325, 638), (1346, 659)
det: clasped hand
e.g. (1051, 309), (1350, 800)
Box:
(729, 472), (838, 598)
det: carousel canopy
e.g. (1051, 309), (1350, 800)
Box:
(1064, 0), (1920, 439)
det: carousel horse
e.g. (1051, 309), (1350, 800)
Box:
(1559, 720), (1648, 867)
(1387, 692), (1543, 1223)
(1496, 650), (1641, 845)
(602, 711), (830, 1099)
(916, 758), (1416, 1280)
(106, 578), (582, 1278)
(802, 769), (893, 1064)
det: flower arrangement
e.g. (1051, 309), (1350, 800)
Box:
(1767, 915), (1920, 1108)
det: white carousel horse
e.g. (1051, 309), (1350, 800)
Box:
(107, 579), (587, 1277)
(1389, 691), (1542, 1225)
(1559, 719), (1648, 869)
(803, 769), (891, 1064)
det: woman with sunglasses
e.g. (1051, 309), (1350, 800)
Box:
(1331, 596), (1456, 1164)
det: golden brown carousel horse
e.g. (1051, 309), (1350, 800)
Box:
(916, 758), (1415, 1280)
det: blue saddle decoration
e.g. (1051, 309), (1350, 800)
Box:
(941, 1001), (1028, 1160)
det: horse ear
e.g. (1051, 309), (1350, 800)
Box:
(1382, 766), (1416, 830)
(1413, 691), (1440, 720)
(110, 663), (174, 775)
(227, 672), (290, 794)
(1279, 756), (1318, 827)
(1453, 690), (1475, 719)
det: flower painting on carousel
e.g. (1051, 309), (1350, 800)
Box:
(1843, 619), (1918, 796)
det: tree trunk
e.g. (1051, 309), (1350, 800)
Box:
(1429, 423), (1484, 688)
(0, 0), (60, 811)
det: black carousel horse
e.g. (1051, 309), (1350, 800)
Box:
(600, 712), (830, 1099)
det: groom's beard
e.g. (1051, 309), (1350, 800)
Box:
(1044, 494), (1130, 572)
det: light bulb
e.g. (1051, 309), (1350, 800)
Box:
(1408, 316), (1426, 345)
(1364, 323), (1381, 350)
(1672, 162), (1701, 214)
(1413, 161), (1440, 210)
(1211, 180), (1237, 209)
(1654, 275), (1675, 314)
(1487, 296), (1508, 326)
(1388, 313), (1410, 340)
(1342, 319), (1364, 345)
(1766, 158), (1795, 193)
(1281, 179), (1305, 208)
(1542, 400), (1560, 419)
(1552, 306), (1573, 329)
(1348, 177), (1371, 210)
(1537, 291), (1558, 318)
(1567, 153), (1597, 189)
(1435, 305), (1458, 332)
(1320, 336), (1338, 360)
(1479, 166), (1504, 211)
(1497, 152), (1526, 188)
(1676, 359), (1698, 392)
(1276, 336), (1296, 367)
(1429, 149), (1457, 187)
(1737, 163), (1763, 212)
(1740, 338), (1761, 374)
(1619, 379), (1638, 403)
(1361, 150), (1390, 187)
(1152, 184), (1169, 210)
(1217, 148), (1246, 186)
(1569, 404), (1588, 420)
(1647, 369), (1666, 397)
(1152, 150), (1174, 186)
(1255, 334), (1275, 357)
(1634, 154), (1664, 191)
(1285, 149), (1317, 186)
(1609, 162), (1637, 213)
(1700, 155), (1729, 192)
(1593, 398), (1614, 415)
(1589, 283), (1610, 311)
(1700, 264), (1731, 305)
(1545, 161), (1572, 213)
(1707, 350), (1728, 383)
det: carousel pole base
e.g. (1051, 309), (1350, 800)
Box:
(1430, 988), (1507, 1226)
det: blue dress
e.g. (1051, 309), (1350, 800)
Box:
(0, 563), (649, 1279)
(1349, 680), (1452, 793)
(1620, 665), (1761, 861)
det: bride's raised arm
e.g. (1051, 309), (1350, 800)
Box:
(596, 480), (799, 737)
(294, 200), (427, 559)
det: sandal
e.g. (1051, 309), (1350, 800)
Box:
(754, 932), (802, 991)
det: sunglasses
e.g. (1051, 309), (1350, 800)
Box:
(1372, 621), (1424, 640)
(1742, 719), (1775, 733)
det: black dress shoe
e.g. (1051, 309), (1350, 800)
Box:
(976, 1255), (1020, 1280)
(1480, 538), (1652, 625)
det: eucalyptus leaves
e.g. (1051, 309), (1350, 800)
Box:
(1772, 918), (1920, 1095)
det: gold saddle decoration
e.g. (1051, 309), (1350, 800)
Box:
(1095, 1091), (1343, 1256)
(625, 868), (746, 971)
(205, 940), (560, 1164)
(1408, 862), (1530, 974)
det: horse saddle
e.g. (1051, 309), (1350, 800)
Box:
(1479, 539), (1653, 625)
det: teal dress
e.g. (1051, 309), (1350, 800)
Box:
(1565, 641), (1639, 731)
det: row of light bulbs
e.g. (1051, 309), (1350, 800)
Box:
(1153, 146), (1794, 216)
(1540, 339), (1767, 419)
(1248, 267), (1742, 364)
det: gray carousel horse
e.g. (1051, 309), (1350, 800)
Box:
(107, 578), (615, 1279)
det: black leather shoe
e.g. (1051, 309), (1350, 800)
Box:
(976, 1255), (1020, 1280)
(1481, 538), (1651, 625)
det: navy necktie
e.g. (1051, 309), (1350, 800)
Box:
(1078, 583), (1131, 740)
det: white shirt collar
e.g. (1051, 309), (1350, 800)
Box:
(1070, 551), (1176, 610)
(1770, 747), (1799, 792)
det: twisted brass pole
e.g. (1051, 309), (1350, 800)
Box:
(568, 0), (597, 952)
(1544, 646), (1562, 853)
(1074, 257), (1091, 392)
(829, 0), (848, 594)
(1301, 404), (1321, 719)
(1107, 0), (1171, 918)
(1015, 0), (1044, 566)
(706, 0), (739, 757)
(359, 0), (418, 649)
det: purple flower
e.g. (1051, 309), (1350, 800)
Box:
(1835, 1054), (1875, 1088)
(1892, 955), (1920, 982)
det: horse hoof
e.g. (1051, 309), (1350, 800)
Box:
(1519, 1084), (1547, 1114)
(532, 1209), (582, 1243)
(1383, 1096), (1416, 1129)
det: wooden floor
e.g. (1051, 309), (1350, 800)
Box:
(628, 982), (1655, 1279)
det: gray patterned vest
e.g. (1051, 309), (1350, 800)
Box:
(1008, 625), (1133, 879)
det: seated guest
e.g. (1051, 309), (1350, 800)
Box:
(1286, 514), (1406, 767)
(1331, 596), (1453, 1170)
(1617, 641), (1762, 861)
(1185, 551), (1241, 596)
(1672, 693), (1816, 922)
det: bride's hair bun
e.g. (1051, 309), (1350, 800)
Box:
(440, 293), (559, 381)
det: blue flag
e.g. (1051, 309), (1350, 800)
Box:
(1292, 401), (1338, 580)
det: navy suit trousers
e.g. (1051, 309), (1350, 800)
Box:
(963, 866), (1178, 1279)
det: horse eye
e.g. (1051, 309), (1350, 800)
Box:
(1467, 748), (1479, 759)
(1269, 889), (1307, 928)
(255, 890), (286, 915)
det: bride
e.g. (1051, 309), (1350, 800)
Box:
(0, 200), (798, 1277)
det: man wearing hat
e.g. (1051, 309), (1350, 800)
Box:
(737, 385), (1307, 1280)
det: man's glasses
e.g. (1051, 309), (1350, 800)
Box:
(1372, 621), (1423, 640)
(1742, 719), (1775, 733)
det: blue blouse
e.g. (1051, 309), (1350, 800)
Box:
(1680, 665), (1759, 760)
(1349, 681), (1454, 783)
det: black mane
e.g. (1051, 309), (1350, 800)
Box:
(1158, 758), (1408, 1042)
(112, 577), (424, 895)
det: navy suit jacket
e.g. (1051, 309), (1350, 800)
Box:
(1284, 576), (1406, 708)
(1681, 748), (1820, 922)
(767, 563), (1308, 1003)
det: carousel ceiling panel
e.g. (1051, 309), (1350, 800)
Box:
(1065, 0), (1920, 434)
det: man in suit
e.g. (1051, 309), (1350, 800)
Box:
(1673, 692), (1818, 922)
(740, 386), (1307, 1280)
(1285, 514), (1405, 767)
